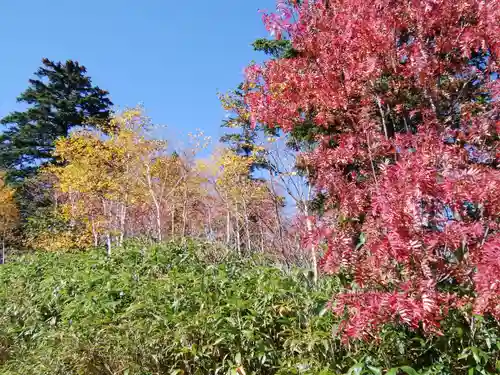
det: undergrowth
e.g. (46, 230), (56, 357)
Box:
(0, 240), (498, 374)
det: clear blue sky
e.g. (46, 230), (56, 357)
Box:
(0, 0), (275, 148)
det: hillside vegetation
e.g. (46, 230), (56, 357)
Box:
(0, 241), (334, 374)
(0, 1), (499, 373)
(0, 241), (499, 375)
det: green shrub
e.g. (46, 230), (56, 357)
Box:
(0, 241), (498, 374)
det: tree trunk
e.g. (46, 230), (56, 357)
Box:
(242, 199), (251, 253)
(403, 112), (410, 133)
(182, 187), (188, 238)
(155, 206), (162, 242)
(375, 95), (393, 139)
(102, 198), (112, 257)
(119, 201), (127, 246)
(235, 203), (241, 255)
(147, 194), (161, 242)
(304, 205), (318, 285)
(226, 208), (231, 245)
(91, 217), (98, 247)
(259, 222), (265, 253)
(146, 164), (162, 242)
(171, 209), (175, 238)
(269, 175), (285, 254)
(208, 208), (213, 239)
(106, 232), (112, 257)
(69, 190), (76, 229)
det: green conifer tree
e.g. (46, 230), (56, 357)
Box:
(0, 58), (113, 182)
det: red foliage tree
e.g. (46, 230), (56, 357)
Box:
(244, 0), (499, 340)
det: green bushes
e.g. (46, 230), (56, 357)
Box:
(0, 241), (498, 374)
(0, 241), (335, 374)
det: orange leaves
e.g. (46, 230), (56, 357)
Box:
(0, 171), (19, 238)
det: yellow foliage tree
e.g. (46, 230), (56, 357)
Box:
(199, 149), (272, 254)
(0, 172), (19, 263)
(32, 107), (285, 256)
(49, 108), (173, 254)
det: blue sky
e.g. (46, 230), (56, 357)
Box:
(0, 0), (275, 149)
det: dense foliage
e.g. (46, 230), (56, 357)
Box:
(0, 241), (499, 375)
(244, 0), (500, 341)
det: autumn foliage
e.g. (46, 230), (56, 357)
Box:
(26, 108), (284, 258)
(244, 0), (500, 340)
(0, 172), (19, 262)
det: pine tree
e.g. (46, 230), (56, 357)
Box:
(252, 39), (298, 59)
(219, 84), (269, 174)
(0, 58), (113, 182)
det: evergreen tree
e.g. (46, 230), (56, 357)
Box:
(219, 37), (299, 173)
(0, 58), (113, 182)
(252, 39), (298, 59)
(219, 84), (269, 174)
